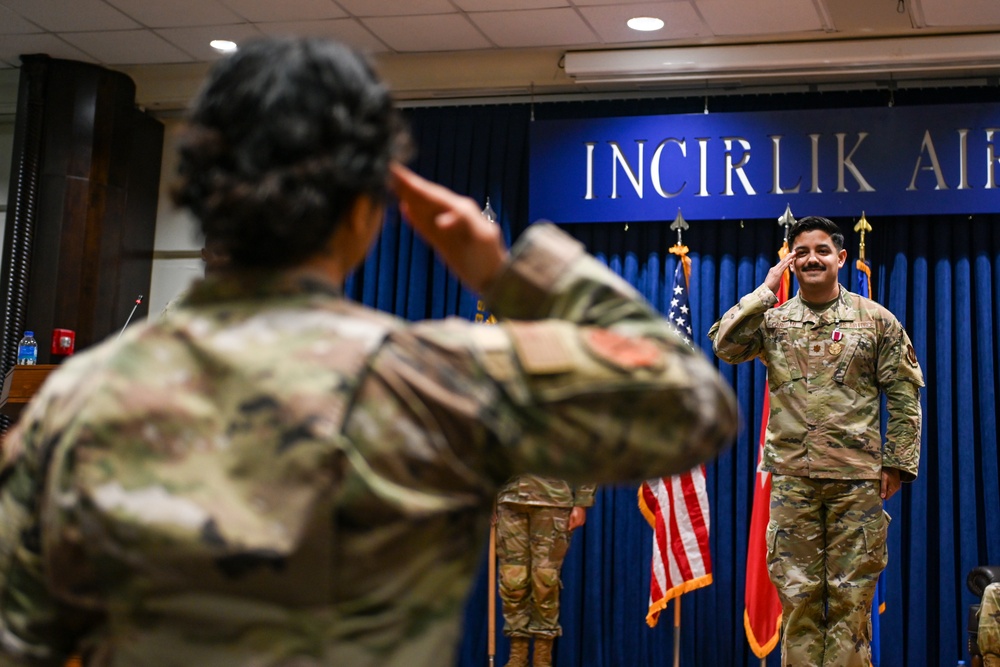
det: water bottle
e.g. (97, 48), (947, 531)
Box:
(16, 331), (38, 365)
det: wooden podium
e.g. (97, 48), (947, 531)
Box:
(0, 364), (57, 421)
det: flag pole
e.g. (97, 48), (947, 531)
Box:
(643, 210), (711, 663)
(482, 198), (499, 667)
(488, 509), (496, 667)
(669, 210), (689, 667)
(854, 212), (873, 290)
(673, 597), (682, 667)
(767, 210), (794, 667)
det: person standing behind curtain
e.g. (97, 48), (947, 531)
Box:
(708, 216), (923, 667)
(0, 36), (739, 667)
(495, 475), (594, 667)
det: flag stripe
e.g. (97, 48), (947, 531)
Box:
(641, 255), (713, 627)
(666, 479), (695, 583)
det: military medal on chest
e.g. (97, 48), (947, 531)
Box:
(829, 326), (844, 356)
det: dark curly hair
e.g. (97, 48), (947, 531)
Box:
(172, 37), (410, 268)
(788, 216), (844, 251)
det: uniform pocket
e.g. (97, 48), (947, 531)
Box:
(766, 520), (779, 552)
(764, 520), (782, 581)
(765, 329), (802, 388)
(835, 330), (879, 396)
(861, 510), (889, 570)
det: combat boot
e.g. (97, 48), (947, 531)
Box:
(532, 638), (553, 667)
(504, 637), (529, 667)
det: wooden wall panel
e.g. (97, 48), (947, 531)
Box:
(0, 55), (163, 385)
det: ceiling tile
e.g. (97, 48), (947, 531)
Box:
(570, 0), (670, 5)
(697, 0), (824, 35)
(155, 23), (265, 60)
(0, 34), (95, 67)
(919, 0), (1000, 26)
(825, 0), (909, 33)
(454, 0), (567, 10)
(579, 2), (709, 42)
(0, 0), (138, 32)
(363, 15), (492, 51)
(62, 30), (195, 64)
(255, 19), (389, 54)
(334, 0), (457, 17)
(0, 5), (44, 35)
(469, 8), (599, 47)
(106, 0), (244, 28)
(221, 0), (347, 22)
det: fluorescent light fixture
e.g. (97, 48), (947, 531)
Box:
(627, 17), (664, 32)
(210, 40), (238, 53)
(564, 34), (1000, 86)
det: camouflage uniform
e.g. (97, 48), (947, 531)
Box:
(981, 583), (1000, 666)
(709, 283), (923, 667)
(495, 475), (594, 640)
(0, 224), (737, 667)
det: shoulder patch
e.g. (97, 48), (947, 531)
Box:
(906, 343), (918, 367)
(584, 329), (664, 371)
(508, 322), (576, 375)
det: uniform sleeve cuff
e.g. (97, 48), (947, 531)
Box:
(752, 283), (779, 308)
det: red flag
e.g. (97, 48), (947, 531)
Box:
(743, 245), (789, 657)
(638, 252), (713, 627)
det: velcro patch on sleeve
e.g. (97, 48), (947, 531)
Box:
(584, 329), (664, 371)
(508, 322), (576, 375)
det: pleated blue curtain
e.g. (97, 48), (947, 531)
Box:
(347, 100), (1000, 667)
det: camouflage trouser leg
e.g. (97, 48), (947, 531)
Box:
(767, 475), (887, 667)
(980, 583), (1000, 663)
(496, 503), (572, 639)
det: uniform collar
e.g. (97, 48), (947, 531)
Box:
(182, 269), (343, 307)
(784, 285), (856, 323)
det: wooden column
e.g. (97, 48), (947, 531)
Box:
(0, 55), (163, 428)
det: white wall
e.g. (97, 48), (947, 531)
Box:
(148, 117), (203, 318)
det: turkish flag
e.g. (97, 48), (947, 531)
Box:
(743, 247), (788, 658)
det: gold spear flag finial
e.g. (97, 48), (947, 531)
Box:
(777, 204), (796, 244)
(853, 211), (872, 262)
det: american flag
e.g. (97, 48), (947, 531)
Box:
(666, 263), (694, 344)
(638, 258), (713, 626)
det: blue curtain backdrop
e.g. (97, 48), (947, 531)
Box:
(345, 95), (1000, 666)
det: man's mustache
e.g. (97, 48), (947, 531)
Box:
(800, 262), (826, 271)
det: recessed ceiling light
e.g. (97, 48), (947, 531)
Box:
(210, 39), (238, 53)
(627, 17), (665, 32)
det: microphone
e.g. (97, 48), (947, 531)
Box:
(117, 295), (144, 340)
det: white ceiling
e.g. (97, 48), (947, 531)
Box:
(1, 0), (1000, 110)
